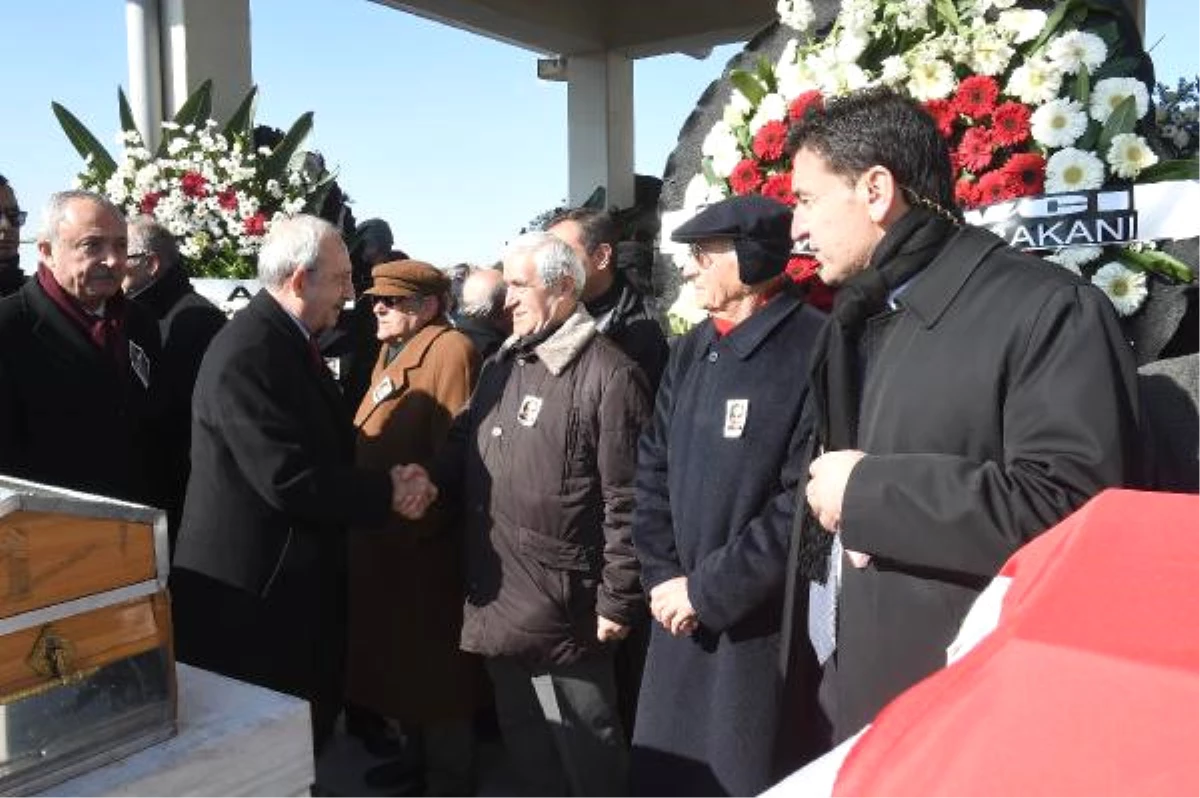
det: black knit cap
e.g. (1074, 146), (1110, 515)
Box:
(671, 194), (794, 285)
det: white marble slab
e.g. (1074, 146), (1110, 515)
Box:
(43, 664), (314, 797)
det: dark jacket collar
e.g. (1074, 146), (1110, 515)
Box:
(128, 265), (192, 318)
(895, 225), (1005, 330)
(692, 292), (805, 362)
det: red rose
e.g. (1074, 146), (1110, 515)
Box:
(752, 121), (789, 162)
(180, 171), (209, 198)
(217, 189), (240, 211)
(760, 173), (796, 206)
(956, 126), (994, 172)
(953, 75), (999, 119)
(788, 90), (824, 122)
(955, 177), (981, 208)
(138, 192), (162, 214)
(976, 168), (1019, 205)
(990, 101), (1032, 148)
(242, 213), (267, 237)
(923, 98), (956, 138)
(1001, 152), (1047, 196)
(729, 159), (764, 195)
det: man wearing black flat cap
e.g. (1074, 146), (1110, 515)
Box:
(630, 193), (829, 796)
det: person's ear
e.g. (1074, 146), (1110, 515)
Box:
(593, 242), (613, 272)
(37, 239), (53, 264)
(146, 253), (162, 279)
(861, 166), (899, 224)
(288, 265), (309, 296)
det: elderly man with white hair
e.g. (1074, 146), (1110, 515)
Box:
(171, 214), (422, 756)
(406, 231), (652, 795)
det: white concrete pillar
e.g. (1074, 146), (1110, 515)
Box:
(125, 0), (165, 150)
(566, 51), (635, 210)
(160, 0), (252, 122)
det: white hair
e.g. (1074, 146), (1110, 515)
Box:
(502, 231), (585, 299)
(257, 214), (339, 288)
(38, 190), (124, 245)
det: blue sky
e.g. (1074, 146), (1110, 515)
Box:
(2, 0), (1196, 269)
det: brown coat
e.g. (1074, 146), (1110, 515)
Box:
(346, 319), (484, 722)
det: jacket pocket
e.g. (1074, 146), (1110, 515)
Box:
(517, 526), (595, 572)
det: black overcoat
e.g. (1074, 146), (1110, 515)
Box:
(826, 226), (1140, 740)
(0, 278), (163, 504)
(630, 293), (826, 797)
(171, 290), (392, 726)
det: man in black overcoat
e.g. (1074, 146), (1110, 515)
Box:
(630, 195), (828, 797)
(786, 87), (1139, 748)
(125, 216), (226, 549)
(0, 190), (162, 504)
(170, 214), (416, 753)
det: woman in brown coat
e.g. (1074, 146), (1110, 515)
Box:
(346, 259), (483, 795)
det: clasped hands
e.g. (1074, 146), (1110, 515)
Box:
(649, 576), (697, 637)
(389, 463), (437, 519)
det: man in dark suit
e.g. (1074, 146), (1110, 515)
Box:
(125, 216), (226, 550)
(0, 190), (162, 504)
(170, 214), (422, 753)
(0, 174), (28, 296)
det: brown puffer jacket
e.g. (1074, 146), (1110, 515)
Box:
(435, 308), (652, 666)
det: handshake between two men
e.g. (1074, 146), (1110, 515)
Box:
(389, 464), (438, 519)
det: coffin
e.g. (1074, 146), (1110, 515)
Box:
(0, 476), (175, 795)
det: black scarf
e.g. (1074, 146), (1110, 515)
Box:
(795, 208), (958, 579)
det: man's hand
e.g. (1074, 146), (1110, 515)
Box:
(806, 449), (866, 534)
(649, 576), (698, 637)
(597, 615), (630, 643)
(390, 464), (437, 519)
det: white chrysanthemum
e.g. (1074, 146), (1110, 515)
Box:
(1046, 245), (1103, 271)
(1047, 31), (1107, 75)
(880, 55), (909, 85)
(1090, 77), (1151, 123)
(722, 89), (753, 126)
(966, 29), (1015, 76)
(778, 39), (799, 71)
(1107, 133), (1159, 178)
(1091, 262), (1148, 316)
(1006, 56), (1063, 105)
(683, 174), (714, 210)
(895, 0), (931, 30)
(776, 0), (816, 31)
(1031, 98), (1089, 148)
(1044, 148), (1106, 193)
(996, 8), (1048, 43)
(835, 29), (869, 64)
(906, 58), (955, 101)
(748, 92), (788, 133)
(777, 60), (821, 101)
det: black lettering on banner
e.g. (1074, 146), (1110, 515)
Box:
(966, 188), (1139, 252)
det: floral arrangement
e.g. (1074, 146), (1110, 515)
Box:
(677, 0), (1198, 324)
(54, 81), (337, 279)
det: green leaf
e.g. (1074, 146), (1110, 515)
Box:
(932, 0), (958, 28)
(51, 101), (118, 181)
(1097, 96), (1138, 153)
(583, 186), (606, 210)
(223, 85), (259, 139)
(1076, 120), (1100, 152)
(1030, 0), (1078, 54)
(1092, 56), (1142, 82)
(172, 79), (213, 128)
(1072, 69), (1091, 105)
(1135, 158), (1199, 182)
(735, 123), (752, 151)
(729, 69), (766, 106)
(260, 111), (313, 184)
(117, 87), (141, 140)
(1117, 247), (1196, 283)
(701, 157), (719, 187)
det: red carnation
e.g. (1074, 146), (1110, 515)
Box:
(956, 127), (994, 172)
(216, 189), (239, 211)
(138, 192), (162, 214)
(953, 75), (999, 120)
(1001, 152), (1046, 197)
(785, 255), (819, 283)
(990, 101), (1032, 148)
(788, 90), (824, 122)
(752, 121), (789, 162)
(180, 171), (209, 198)
(760, 173), (796, 206)
(729, 159), (764, 195)
(242, 213), (267, 237)
(955, 177), (981, 208)
(923, 98), (956, 138)
(976, 168), (1019, 205)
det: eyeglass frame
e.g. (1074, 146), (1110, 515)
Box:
(0, 209), (27, 227)
(687, 240), (734, 269)
(368, 293), (428, 312)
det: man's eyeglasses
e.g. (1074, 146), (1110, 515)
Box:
(369, 294), (424, 311)
(0, 210), (27, 227)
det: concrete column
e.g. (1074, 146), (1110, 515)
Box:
(159, 0), (252, 122)
(125, 0), (165, 150)
(566, 51), (635, 210)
